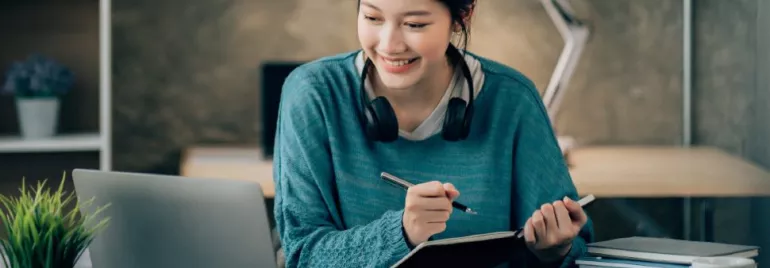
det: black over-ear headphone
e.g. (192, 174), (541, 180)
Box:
(359, 44), (475, 143)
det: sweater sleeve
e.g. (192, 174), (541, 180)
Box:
(510, 81), (595, 268)
(272, 69), (412, 268)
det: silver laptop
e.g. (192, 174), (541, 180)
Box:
(72, 169), (278, 268)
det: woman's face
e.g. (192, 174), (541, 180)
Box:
(357, 0), (454, 91)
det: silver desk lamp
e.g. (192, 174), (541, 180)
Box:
(539, 0), (590, 155)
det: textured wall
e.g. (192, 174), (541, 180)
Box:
(111, 0), (687, 171)
(748, 0), (770, 173)
(550, 0), (684, 145)
(112, 0), (355, 172)
(694, 0), (757, 157)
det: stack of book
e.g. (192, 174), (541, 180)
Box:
(575, 236), (759, 268)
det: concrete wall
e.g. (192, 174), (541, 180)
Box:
(111, 0), (691, 172)
(750, 0), (770, 171)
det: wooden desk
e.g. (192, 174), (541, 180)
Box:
(180, 146), (275, 198)
(181, 145), (770, 240)
(182, 145), (770, 200)
(567, 145), (770, 242)
(569, 146), (770, 197)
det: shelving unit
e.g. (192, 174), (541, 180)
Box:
(0, 133), (102, 153)
(0, 0), (110, 172)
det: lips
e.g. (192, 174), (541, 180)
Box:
(382, 57), (418, 66)
(379, 55), (420, 73)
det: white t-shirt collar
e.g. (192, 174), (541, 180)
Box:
(354, 50), (485, 141)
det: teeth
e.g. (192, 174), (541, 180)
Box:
(384, 58), (414, 66)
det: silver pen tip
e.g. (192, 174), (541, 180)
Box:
(465, 208), (478, 215)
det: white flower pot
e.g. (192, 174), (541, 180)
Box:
(16, 97), (60, 139)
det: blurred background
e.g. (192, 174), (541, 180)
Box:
(0, 0), (768, 266)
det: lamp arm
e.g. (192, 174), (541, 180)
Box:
(540, 0), (591, 124)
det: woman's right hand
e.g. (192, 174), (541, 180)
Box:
(402, 181), (460, 247)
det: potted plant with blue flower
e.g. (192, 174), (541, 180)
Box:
(2, 54), (75, 139)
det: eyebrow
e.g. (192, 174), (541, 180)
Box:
(360, 1), (433, 16)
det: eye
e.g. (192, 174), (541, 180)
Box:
(406, 23), (429, 29)
(363, 15), (381, 23)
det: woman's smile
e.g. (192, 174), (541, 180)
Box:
(379, 55), (421, 74)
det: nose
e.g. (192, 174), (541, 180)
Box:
(377, 25), (407, 54)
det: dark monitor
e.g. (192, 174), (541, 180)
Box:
(261, 62), (304, 159)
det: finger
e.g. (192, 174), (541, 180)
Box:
(417, 196), (453, 211)
(443, 183), (460, 200)
(413, 181), (446, 197)
(524, 218), (536, 246)
(564, 196), (588, 227)
(541, 204), (558, 239)
(552, 201), (570, 229)
(553, 201), (573, 237)
(532, 210), (547, 244)
(421, 210), (452, 223)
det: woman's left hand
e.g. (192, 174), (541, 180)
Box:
(523, 196), (588, 263)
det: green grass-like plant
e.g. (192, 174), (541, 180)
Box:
(0, 173), (110, 268)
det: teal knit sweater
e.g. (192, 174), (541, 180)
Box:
(272, 50), (594, 268)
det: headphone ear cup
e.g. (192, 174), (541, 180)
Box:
(442, 97), (468, 141)
(363, 103), (381, 141)
(370, 97), (399, 142)
(460, 103), (473, 138)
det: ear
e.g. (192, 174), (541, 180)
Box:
(457, 2), (476, 31)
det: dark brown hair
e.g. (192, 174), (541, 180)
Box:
(442, 0), (476, 51)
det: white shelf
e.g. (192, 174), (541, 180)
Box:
(0, 133), (103, 153)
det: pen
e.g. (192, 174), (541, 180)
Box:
(380, 172), (478, 215)
(514, 194), (596, 239)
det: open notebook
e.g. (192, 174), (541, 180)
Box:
(392, 195), (596, 267)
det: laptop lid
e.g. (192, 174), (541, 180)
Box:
(72, 169), (277, 268)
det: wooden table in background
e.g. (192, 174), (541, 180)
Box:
(180, 146), (275, 198)
(568, 146), (770, 197)
(180, 145), (770, 241)
(568, 145), (770, 242)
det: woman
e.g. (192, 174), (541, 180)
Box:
(272, 0), (594, 267)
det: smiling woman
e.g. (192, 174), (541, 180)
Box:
(272, 0), (594, 267)
(356, 0), (475, 134)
